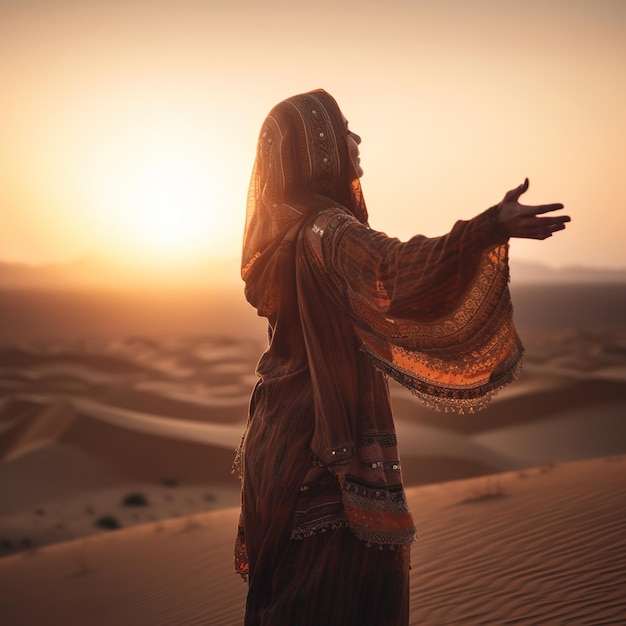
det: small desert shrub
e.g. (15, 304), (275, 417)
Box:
(122, 492), (149, 507)
(161, 478), (180, 487)
(203, 493), (216, 503)
(95, 515), (122, 530)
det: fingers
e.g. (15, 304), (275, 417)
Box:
(527, 226), (563, 240)
(500, 178), (570, 240)
(524, 216), (570, 230)
(511, 216), (569, 240)
(521, 202), (567, 216)
(524, 215), (571, 228)
(521, 177), (529, 193)
(531, 221), (568, 237)
(503, 178), (529, 203)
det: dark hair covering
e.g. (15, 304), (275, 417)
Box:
(242, 89), (367, 314)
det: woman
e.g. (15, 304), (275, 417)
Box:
(234, 89), (569, 625)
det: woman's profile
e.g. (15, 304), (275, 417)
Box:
(234, 89), (569, 626)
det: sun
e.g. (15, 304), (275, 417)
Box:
(104, 153), (223, 261)
(84, 125), (244, 266)
(123, 158), (213, 252)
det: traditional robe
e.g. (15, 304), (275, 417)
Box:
(235, 90), (522, 626)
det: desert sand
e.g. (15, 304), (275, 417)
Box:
(0, 457), (624, 625)
(1, 287), (626, 624)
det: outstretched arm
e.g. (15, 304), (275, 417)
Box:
(498, 178), (570, 239)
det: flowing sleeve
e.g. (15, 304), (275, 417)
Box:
(301, 206), (524, 413)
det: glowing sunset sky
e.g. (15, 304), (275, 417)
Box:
(1, 0), (624, 276)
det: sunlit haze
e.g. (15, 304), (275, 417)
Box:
(1, 0), (625, 285)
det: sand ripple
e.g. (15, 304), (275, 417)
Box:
(0, 458), (623, 625)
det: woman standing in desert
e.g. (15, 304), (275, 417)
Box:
(234, 89), (569, 626)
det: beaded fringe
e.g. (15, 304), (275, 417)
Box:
(363, 345), (525, 415)
(291, 515), (415, 550)
(291, 517), (349, 541)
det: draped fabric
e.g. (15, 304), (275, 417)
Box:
(235, 89), (523, 624)
(241, 90), (367, 318)
(245, 527), (409, 626)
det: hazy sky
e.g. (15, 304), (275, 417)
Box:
(1, 0), (625, 275)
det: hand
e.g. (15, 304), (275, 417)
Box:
(498, 178), (570, 239)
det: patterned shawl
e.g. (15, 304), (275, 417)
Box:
(239, 89), (523, 554)
(242, 89), (367, 313)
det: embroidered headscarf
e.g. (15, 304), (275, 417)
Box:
(242, 89), (366, 318)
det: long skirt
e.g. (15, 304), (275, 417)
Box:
(244, 527), (410, 626)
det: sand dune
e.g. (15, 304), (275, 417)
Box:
(0, 394), (245, 552)
(0, 456), (623, 625)
(97, 385), (249, 424)
(394, 420), (525, 472)
(407, 457), (626, 625)
(1, 396), (243, 459)
(473, 402), (626, 465)
(0, 442), (128, 513)
(1, 328), (626, 562)
(1, 397), (242, 485)
(0, 304), (625, 623)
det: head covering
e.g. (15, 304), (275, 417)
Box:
(241, 89), (366, 316)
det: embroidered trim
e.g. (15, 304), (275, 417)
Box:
(319, 445), (353, 466)
(232, 427), (247, 479)
(360, 459), (401, 472)
(291, 511), (349, 540)
(343, 478), (410, 514)
(362, 338), (524, 414)
(348, 525), (417, 547)
(359, 432), (397, 448)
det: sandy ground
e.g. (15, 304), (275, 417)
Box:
(1, 330), (626, 556)
(0, 456), (624, 625)
(0, 326), (625, 623)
